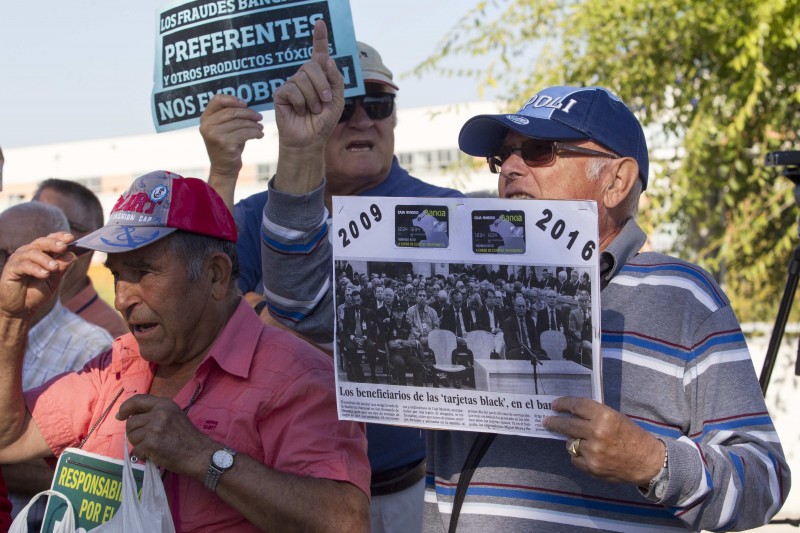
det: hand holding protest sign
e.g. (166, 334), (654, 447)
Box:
(200, 95), (265, 211)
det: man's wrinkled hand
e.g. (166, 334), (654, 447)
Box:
(118, 394), (214, 476)
(0, 232), (76, 320)
(273, 20), (344, 151)
(543, 396), (664, 486)
(200, 94), (264, 182)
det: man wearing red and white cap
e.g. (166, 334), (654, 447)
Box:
(0, 171), (369, 532)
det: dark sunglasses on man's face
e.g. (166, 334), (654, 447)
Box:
(339, 94), (395, 123)
(487, 139), (619, 173)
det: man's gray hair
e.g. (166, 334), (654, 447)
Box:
(587, 158), (643, 218)
(3, 202), (69, 234)
(167, 231), (239, 287)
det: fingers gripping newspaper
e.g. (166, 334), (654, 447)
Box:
(333, 196), (602, 438)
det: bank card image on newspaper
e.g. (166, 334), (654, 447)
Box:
(395, 205), (449, 248)
(472, 210), (526, 254)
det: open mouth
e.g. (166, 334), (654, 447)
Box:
(131, 323), (158, 335)
(346, 141), (374, 152)
(505, 192), (535, 200)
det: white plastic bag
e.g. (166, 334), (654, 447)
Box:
(91, 435), (176, 533)
(8, 490), (87, 533)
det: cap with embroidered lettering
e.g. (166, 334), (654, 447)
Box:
(73, 170), (236, 253)
(458, 86), (649, 188)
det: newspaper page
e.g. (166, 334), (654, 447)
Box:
(152, 0), (362, 132)
(333, 196), (602, 439)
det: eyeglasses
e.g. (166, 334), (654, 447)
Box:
(339, 94), (395, 123)
(487, 140), (619, 173)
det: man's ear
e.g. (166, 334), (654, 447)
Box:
(208, 252), (233, 299)
(603, 157), (639, 209)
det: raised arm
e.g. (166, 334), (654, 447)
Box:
(272, 19), (343, 196)
(260, 20), (344, 345)
(0, 233), (72, 460)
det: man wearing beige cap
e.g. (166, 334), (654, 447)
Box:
(200, 28), (462, 533)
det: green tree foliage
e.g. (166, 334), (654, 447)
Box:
(415, 0), (800, 321)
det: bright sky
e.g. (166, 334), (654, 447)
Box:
(0, 0), (487, 148)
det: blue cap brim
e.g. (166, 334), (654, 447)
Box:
(74, 225), (177, 254)
(458, 114), (590, 157)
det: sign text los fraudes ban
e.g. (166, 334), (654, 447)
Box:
(154, 0), (358, 127)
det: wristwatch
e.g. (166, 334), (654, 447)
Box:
(205, 447), (237, 492)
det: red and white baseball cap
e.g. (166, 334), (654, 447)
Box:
(74, 170), (236, 253)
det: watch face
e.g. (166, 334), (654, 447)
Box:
(212, 449), (235, 469)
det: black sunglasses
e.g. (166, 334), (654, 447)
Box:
(339, 94), (395, 123)
(487, 140), (619, 173)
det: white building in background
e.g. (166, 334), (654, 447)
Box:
(0, 101), (500, 213)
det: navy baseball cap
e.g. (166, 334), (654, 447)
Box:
(459, 86), (649, 188)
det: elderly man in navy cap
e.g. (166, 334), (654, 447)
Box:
(238, 18), (790, 531)
(424, 86), (791, 530)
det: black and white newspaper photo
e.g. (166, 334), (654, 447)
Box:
(333, 196), (602, 438)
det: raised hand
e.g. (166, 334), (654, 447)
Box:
(274, 19), (344, 152)
(200, 94), (265, 212)
(0, 232), (75, 321)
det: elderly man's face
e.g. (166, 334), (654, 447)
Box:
(324, 86), (395, 197)
(383, 289), (395, 306)
(546, 291), (558, 308)
(106, 237), (218, 366)
(513, 298), (527, 317)
(496, 131), (609, 204)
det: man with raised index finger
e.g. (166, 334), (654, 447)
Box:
(201, 20), (463, 533)
(0, 170), (369, 532)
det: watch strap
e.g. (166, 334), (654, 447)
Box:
(205, 447), (237, 493)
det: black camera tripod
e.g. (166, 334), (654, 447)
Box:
(759, 151), (800, 395)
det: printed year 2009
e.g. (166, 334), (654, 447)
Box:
(338, 204), (382, 248)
